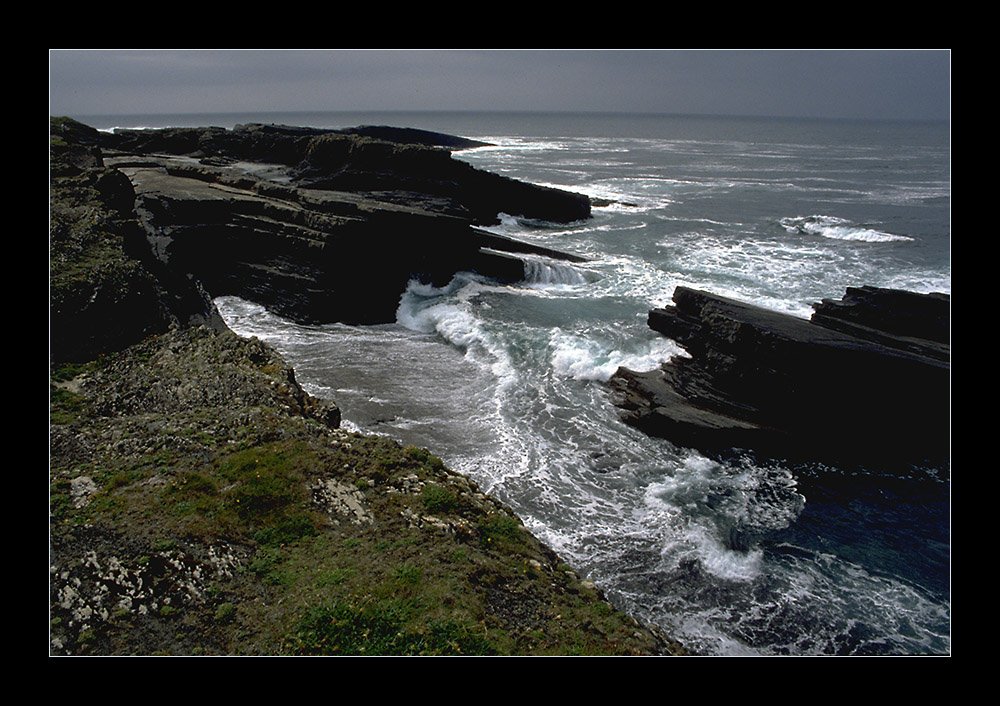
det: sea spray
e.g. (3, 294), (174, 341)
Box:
(395, 275), (517, 383)
(549, 328), (685, 382)
(641, 453), (806, 581)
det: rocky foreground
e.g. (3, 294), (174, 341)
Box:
(49, 117), (683, 656)
(610, 286), (950, 470)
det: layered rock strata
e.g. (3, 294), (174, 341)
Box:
(50, 119), (228, 364)
(610, 286), (950, 468)
(50, 118), (682, 655)
(85, 122), (589, 326)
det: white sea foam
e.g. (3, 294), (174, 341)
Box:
(396, 280), (482, 344)
(522, 258), (591, 287)
(463, 136), (572, 154)
(781, 215), (913, 242)
(97, 125), (158, 133)
(640, 452), (807, 583)
(395, 277), (516, 384)
(550, 330), (684, 382)
(214, 295), (316, 346)
(644, 482), (763, 582)
(572, 177), (680, 213)
(690, 527), (765, 581)
(491, 213), (630, 242)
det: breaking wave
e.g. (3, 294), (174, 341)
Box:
(781, 215), (914, 242)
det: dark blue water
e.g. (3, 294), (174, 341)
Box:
(82, 110), (951, 655)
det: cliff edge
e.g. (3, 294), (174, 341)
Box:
(49, 117), (682, 656)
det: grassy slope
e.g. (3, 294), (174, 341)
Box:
(48, 118), (683, 656)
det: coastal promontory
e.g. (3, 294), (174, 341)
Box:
(49, 117), (682, 656)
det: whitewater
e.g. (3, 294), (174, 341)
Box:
(91, 110), (949, 655)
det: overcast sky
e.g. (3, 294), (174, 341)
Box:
(48, 49), (951, 122)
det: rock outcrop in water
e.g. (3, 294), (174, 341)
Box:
(610, 286), (950, 468)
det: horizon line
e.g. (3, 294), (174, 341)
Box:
(55, 108), (950, 126)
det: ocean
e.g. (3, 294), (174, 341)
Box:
(79, 110), (951, 655)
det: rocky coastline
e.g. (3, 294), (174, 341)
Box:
(49, 117), (683, 655)
(609, 286), (950, 470)
(50, 114), (949, 656)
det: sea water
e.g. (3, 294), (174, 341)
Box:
(79, 110), (951, 655)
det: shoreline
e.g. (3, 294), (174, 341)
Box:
(49, 117), (686, 656)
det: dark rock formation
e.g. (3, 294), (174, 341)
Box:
(98, 122), (589, 225)
(334, 124), (490, 150)
(610, 286), (950, 468)
(89, 121), (589, 326)
(49, 118), (227, 364)
(811, 286), (950, 351)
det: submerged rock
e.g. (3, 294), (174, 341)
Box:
(610, 286), (950, 469)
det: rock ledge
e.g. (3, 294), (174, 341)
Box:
(610, 286), (950, 468)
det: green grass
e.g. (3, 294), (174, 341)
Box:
(50, 386), (89, 425)
(477, 512), (527, 552)
(292, 601), (496, 656)
(205, 440), (326, 546)
(421, 483), (458, 513)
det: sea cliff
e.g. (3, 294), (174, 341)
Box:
(49, 117), (683, 656)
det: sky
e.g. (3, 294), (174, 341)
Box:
(48, 49), (951, 122)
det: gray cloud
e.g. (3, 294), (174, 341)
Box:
(49, 49), (950, 121)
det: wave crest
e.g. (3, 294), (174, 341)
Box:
(781, 215), (913, 242)
(550, 330), (684, 382)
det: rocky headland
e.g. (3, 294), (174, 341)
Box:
(610, 285), (950, 470)
(83, 120), (588, 329)
(49, 117), (682, 656)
